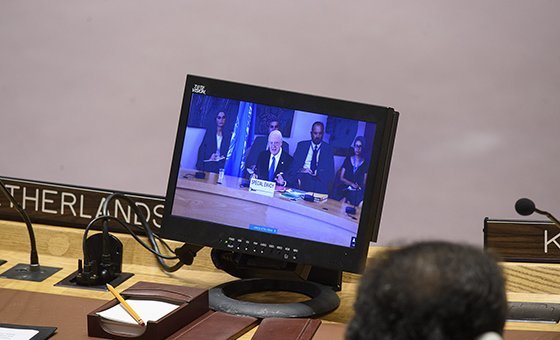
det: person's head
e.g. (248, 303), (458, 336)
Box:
(353, 136), (365, 157)
(216, 111), (226, 128)
(268, 119), (280, 133)
(268, 130), (283, 156)
(346, 241), (507, 340)
(310, 121), (324, 145)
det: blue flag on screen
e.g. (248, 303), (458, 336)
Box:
(225, 102), (253, 177)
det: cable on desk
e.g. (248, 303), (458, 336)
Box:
(84, 193), (186, 273)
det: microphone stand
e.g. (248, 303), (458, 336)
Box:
(516, 198), (560, 230)
(0, 185), (10, 266)
(534, 207), (560, 229)
(0, 179), (61, 281)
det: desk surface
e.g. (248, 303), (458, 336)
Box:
(2, 220), (560, 338)
(0, 288), (105, 339)
(0, 220), (359, 339)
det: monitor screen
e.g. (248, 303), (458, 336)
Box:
(161, 75), (398, 274)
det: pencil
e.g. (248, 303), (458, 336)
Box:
(106, 283), (145, 326)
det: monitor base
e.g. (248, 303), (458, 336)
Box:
(209, 278), (340, 318)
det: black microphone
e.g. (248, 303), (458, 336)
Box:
(0, 179), (61, 281)
(515, 197), (560, 229)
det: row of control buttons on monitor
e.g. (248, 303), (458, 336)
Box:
(224, 237), (299, 261)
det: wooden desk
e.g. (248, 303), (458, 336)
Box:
(2, 220), (560, 338)
(0, 220), (360, 338)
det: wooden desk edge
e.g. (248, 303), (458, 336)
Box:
(3, 220), (560, 332)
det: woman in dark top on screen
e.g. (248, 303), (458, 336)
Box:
(335, 136), (368, 206)
(196, 111), (231, 173)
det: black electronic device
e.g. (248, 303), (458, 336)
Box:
(508, 301), (560, 323)
(0, 179), (62, 281)
(74, 195), (127, 287)
(75, 232), (123, 286)
(160, 75), (398, 317)
(69, 192), (188, 289)
(345, 206), (357, 215)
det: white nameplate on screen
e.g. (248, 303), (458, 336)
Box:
(249, 178), (275, 197)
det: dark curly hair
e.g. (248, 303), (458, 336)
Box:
(346, 241), (507, 340)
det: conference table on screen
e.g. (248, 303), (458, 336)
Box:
(172, 169), (361, 248)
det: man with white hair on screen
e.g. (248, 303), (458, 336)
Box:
(254, 130), (293, 187)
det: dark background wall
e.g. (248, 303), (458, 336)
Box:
(1, 1), (559, 246)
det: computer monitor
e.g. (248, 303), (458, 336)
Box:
(160, 75), (398, 316)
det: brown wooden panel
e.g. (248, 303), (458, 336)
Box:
(0, 176), (164, 232)
(484, 218), (560, 263)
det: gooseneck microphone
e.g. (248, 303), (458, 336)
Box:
(0, 179), (61, 281)
(515, 197), (560, 228)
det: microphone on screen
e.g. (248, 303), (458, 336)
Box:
(515, 198), (560, 229)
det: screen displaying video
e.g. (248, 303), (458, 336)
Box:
(171, 93), (377, 248)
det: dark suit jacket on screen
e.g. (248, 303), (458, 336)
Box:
(245, 135), (290, 171)
(289, 140), (335, 194)
(196, 129), (232, 173)
(255, 150), (293, 184)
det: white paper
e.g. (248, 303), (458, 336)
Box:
(96, 299), (179, 325)
(0, 327), (39, 340)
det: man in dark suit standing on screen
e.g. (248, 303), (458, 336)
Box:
(289, 121), (335, 194)
(254, 130), (293, 187)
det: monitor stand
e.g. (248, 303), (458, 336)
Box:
(209, 278), (340, 318)
(208, 249), (341, 318)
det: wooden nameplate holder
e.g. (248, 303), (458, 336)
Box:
(87, 281), (208, 340)
(484, 218), (560, 262)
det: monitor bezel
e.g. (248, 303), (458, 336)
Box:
(160, 75), (398, 274)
